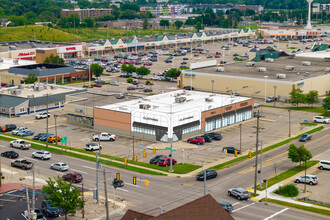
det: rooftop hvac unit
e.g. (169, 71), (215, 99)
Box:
(246, 62), (255, 67)
(0, 58), (3, 62)
(175, 97), (186, 103)
(205, 98), (213, 102)
(265, 58), (274, 63)
(276, 73), (286, 79)
(15, 89), (21, 95)
(51, 85), (57, 90)
(304, 72), (311, 77)
(258, 67), (267, 72)
(325, 67), (330, 72)
(10, 90), (16, 95)
(325, 57), (330, 62)
(216, 67), (224, 72)
(36, 86), (44, 91)
(139, 104), (151, 109)
(18, 84), (23, 89)
(302, 61), (311, 66)
(27, 94), (34, 98)
(13, 59), (18, 65)
(288, 55), (295, 59)
(285, 66), (295, 71)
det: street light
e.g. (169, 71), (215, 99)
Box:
(288, 109), (291, 137)
(211, 80), (214, 93)
(264, 76), (268, 104)
(239, 124), (242, 153)
(273, 85), (277, 107)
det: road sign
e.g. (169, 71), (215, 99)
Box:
(165, 147), (176, 152)
(61, 136), (67, 144)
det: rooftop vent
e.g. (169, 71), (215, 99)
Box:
(285, 66), (295, 71)
(325, 67), (330, 73)
(175, 97), (186, 103)
(276, 73), (286, 79)
(304, 72), (311, 77)
(258, 67), (267, 72)
(265, 58), (274, 63)
(205, 98), (213, 102)
(139, 104), (151, 109)
(216, 67), (224, 72)
(51, 85), (57, 90)
(302, 61), (311, 66)
(246, 62), (255, 67)
(27, 94), (34, 98)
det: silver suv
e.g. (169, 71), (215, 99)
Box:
(313, 116), (330, 124)
(318, 160), (330, 170)
(295, 175), (319, 185)
(228, 188), (250, 200)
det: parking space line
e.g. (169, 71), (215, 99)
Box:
(71, 169), (87, 174)
(232, 202), (240, 206)
(263, 208), (289, 220)
(232, 203), (255, 213)
(116, 188), (129, 192)
(83, 165), (96, 170)
(125, 182), (140, 187)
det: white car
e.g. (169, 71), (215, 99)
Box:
(50, 162), (69, 171)
(318, 160), (330, 170)
(85, 143), (102, 151)
(32, 150), (51, 160)
(11, 127), (28, 135)
(35, 112), (51, 119)
(10, 140), (31, 149)
(313, 116), (330, 124)
(295, 175), (319, 185)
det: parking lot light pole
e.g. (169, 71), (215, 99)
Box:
(211, 80), (214, 93)
(273, 86), (277, 107)
(264, 76), (268, 104)
(288, 109), (291, 137)
(54, 115), (58, 145)
(239, 124), (242, 153)
(46, 93), (49, 148)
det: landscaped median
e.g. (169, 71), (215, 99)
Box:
(0, 133), (201, 175)
(209, 126), (324, 171)
(261, 198), (330, 217)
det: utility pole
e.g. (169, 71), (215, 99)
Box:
(254, 111), (261, 195)
(32, 170), (35, 211)
(46, 93), (49, 148)
(98, 130), (101, 155)
(82, 182), (85, 218)
(96, 152), (99, 204)
(103, 169), (109, 220)
(26, 184), (31, 220)
(132, 135), (135, 161)
(239, 124), (242, 153)
(288, 109), (291, 137)
(259, 140), (263, 187)
(54, 115), (58, 145)
(273, 86), (277, 107)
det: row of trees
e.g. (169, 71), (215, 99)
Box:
(289, 89), (320, 108)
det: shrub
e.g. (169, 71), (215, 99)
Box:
(146, 80), (152, 85)
(274, 184), (299, 197)
(127, 77), (133, 83)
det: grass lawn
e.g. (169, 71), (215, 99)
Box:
(262, 198), (330, 216)
(257, 160), (319, 190)
(299, 122), (317, 126)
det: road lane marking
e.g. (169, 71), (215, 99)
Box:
(116, 188), (128, 192)
(0, 145), (6, 148)
(83, 165), (96, 170)
(71, 169), (87, 174)
(263, 208), (289, 220)
(232, 203), (255, 213)
(238, 158), (287, 174)
(232, 202), (240, 206)
(125, 182), (140, 187)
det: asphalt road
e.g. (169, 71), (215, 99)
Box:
(0, 126), (329, 219)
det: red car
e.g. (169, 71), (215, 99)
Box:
(124, 60), (129, 64)
(62, 172), (83, 183)
(92, 84), (102, 87)
(1, 82), (7, 87)
(194, 54), (199, 57)
(158, 157), (177, 166)
(144, 62), (152, 66)
(187, 137), (205, 145)
(215, 55), (221, 58)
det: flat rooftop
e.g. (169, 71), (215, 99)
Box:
(189, 55), (330, 82)
(0, 57), (36, 71)
(99, 90), (251, 113)
(67, 92), (140, 107)
(0, 84), (85, 98)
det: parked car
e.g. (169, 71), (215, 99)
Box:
(318, 160), (330, 170)
(92, 84), (102, 88)
(40, 134), (54, 142)
(110, 82), (119, 86)
(266, 96), (277, 103)
(62, 172), (83, 183)
(32, 150), (51, 160)
(42, 200), (59, 217)
(164, 59), (172, 63)
(228, 188), (250, 200)
(17, 130), (34, 137)
(206, 132), (223, 140)
(149, 155), (166, 164)
(10, 140), (31, 150)
(200, 135), (212, 143)
(187, 137), (205, 145)
(181, 62), (187, 65)
(1, 150), (19, 158)
(215, 55), (221, 58)
(183, 57), (189, 60)
(299, 134), (312, 142)
(222, 147), (240, 154)
(219, 201), (233, 213)
(295, 175), (319, 185)
(11, 127), (28, 135)
(144, 88), (153, 93)
(127, 86), (136, 91)
(35, 112), (50, 120)
(113, 178), (124, 188)
(136, 84), (145, 89)
(85, 143), (102, 151)
(183, 86), (194, 90)
(92, 133), (116, 141)
(196, 169), (217, 181)
(0, 124), (16, 132)
(207, 55), (213, 58)
(50, 162), (69, 171)
(32, 133), (46, 140)
(158, 157), (177, 166)
(11, 159), (33, 170)
(313, 116), (330, 124)
(48, 135), (61, 143)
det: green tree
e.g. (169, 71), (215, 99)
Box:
(90, 63), (103, 77)
(44, 54), (64, 65)
(160, 19), (170, 28)
(289, 88), (305, 107)
(24, 11), (37, 25)
(82, 17), (95, 27)
(185, 18), (196, 26)
(174, 20), (183, 30)
(127, 77), (133, 83)
(24, 73), (38, 84)
(143, 15), (149, 30)
(305, 90), (319, 107)
(165, 68), (181, 79)
(126, 64), (136, 74)
(288, 144), (312, 167)
(121, 63), (128, 72)
(136, 66), (150, 77)
(42, 176), (84, 220)
(322, 93), (330, 112)
(195, 21), (203, 31)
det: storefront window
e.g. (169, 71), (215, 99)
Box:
(82, 74), (88, 80)
(182, 124), (199, 135)
(72, 76), (76, 82)
(77, 75), (81, 81)
(133, 126), (156, 135)
(56, 78), (62, 84)
(48, 79), (54, 84)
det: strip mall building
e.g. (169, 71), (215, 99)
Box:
(94, 90), (254, 142)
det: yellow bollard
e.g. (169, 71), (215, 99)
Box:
(153, 147), (156, 154)
(143, 151), (147, 158)
(134, 155), (137, 162)
(234, 150), (238, 157)
(124, 158), (128, 165)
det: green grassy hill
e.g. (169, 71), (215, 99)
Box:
(0, 25), (82, 42)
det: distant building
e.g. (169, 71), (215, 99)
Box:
(61, 6), (113, 21)
(312, 3), (330, 13)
